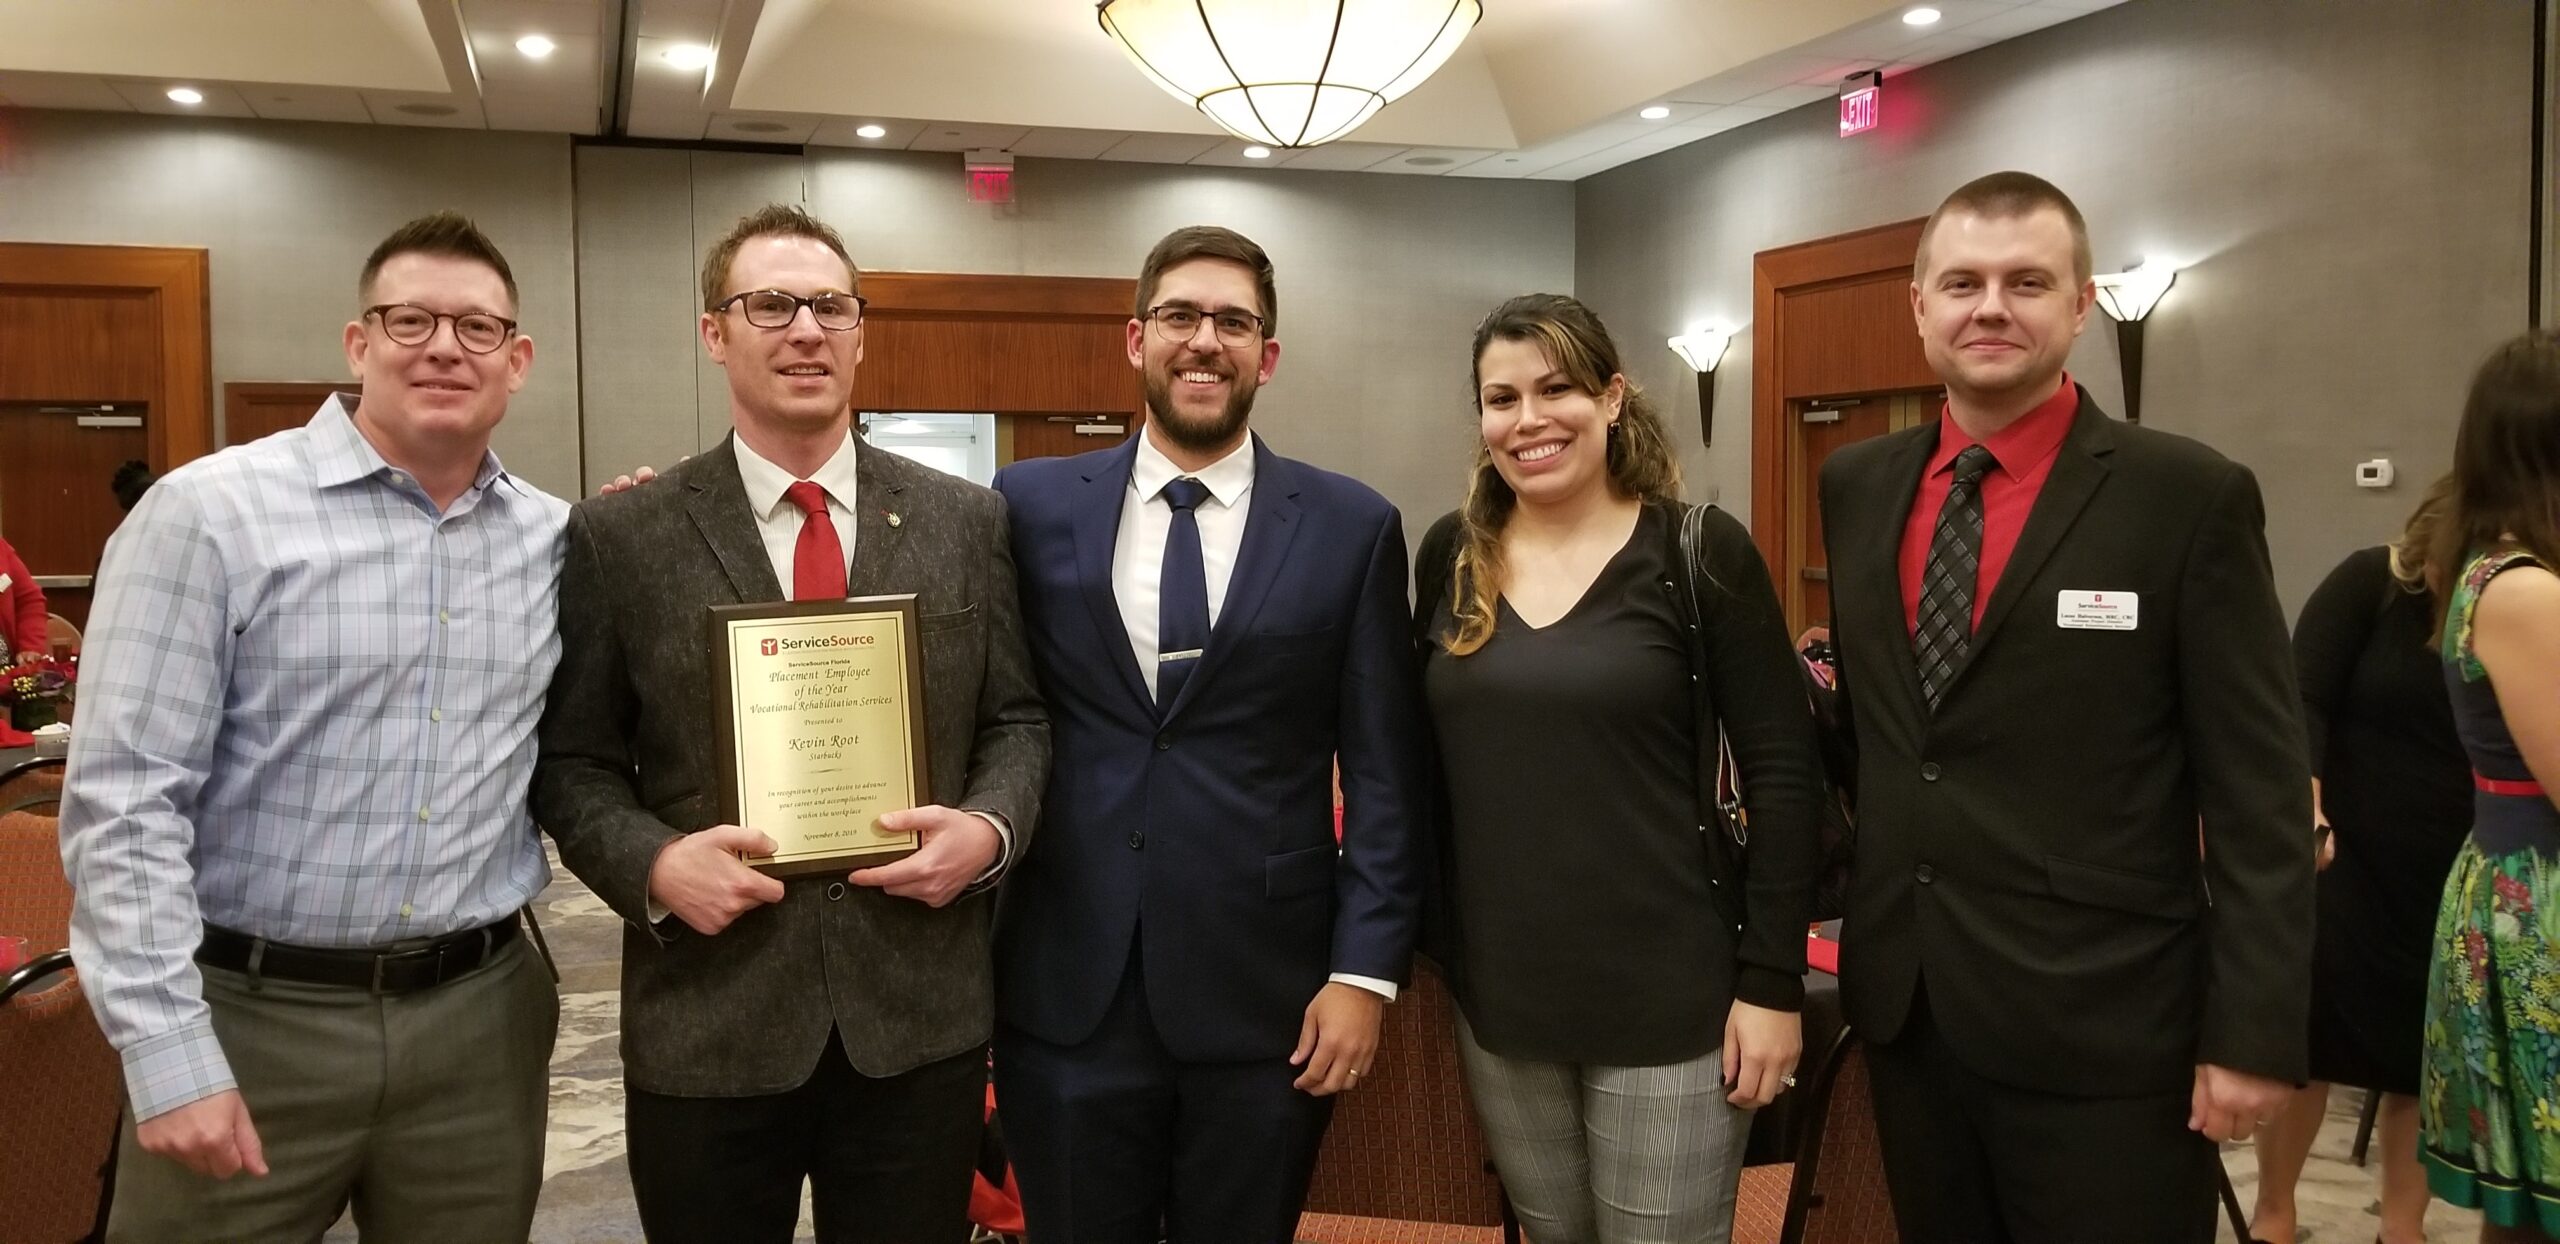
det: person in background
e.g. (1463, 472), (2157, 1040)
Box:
(112, 459), (156, 513)
(60, 211), (563, 1242)
(0, 532), (48, 662)
(1412, 293), (1818, 1243)
(2248, 527), (2470, 1244)
(2399, 330), (2560, 1244)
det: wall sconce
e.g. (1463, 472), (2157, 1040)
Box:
(2090, 260), (2177, 424)
(1667, 327), (1735, 449)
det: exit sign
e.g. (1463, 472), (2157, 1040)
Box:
(1839, 71), (1882, 137)
(965, 148), (1015, 203)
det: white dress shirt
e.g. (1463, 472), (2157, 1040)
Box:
(1112, 433), (1395, 1002)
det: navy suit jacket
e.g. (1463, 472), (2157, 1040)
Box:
(992, 434), (1428, 1062)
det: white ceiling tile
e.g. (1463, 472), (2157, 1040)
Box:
(1272, 141), (1405, 171)
(1737, 82), (1837, 112)
(1955, 5), (2074, 40)
(485, 93), (601, 133)
(634, 35), (714, 94)
(1007, 127), (1131, 159)
(1189, 141), (1292, 168)
(905, 122), (1032, 153)
(1527, 144), (1653, 182)
(2033, 0), (2132, 12)
(808, 117), (928, 148)
(634, 0), (724, 43)
(1668, 55), (1837, 106)
(0, 73), (135, 111)
(1674, 104), (1780, 136)
(1441, 151), (1541, 179)
(242, 84), (371, 124)
(110, 79), (257, 118)
(362, 90), (486, 128)
(1368, 146), (1499, 175)
(711, 111), (817, 143)
(1094, 132), (1224, 164)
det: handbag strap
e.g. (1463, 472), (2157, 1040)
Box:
(1678, 504), (1746, 848)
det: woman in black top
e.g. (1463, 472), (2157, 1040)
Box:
(1415, 294), (1822, 1243)
(2246, 539), (2469, 1244)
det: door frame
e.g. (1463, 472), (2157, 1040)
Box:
(1748, 219), (1933, 578)
(0, 242), (213, 471)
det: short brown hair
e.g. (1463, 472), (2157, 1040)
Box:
(1915, 171), (2093, 284)
(700, 204), (859, 312)
(360, 212), (518, 309)
(1136, 226), (1278, 337)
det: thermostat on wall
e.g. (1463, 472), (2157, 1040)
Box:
(2355, 458), (2395, 489)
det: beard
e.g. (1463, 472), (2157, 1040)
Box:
(1143, 365), (1257, 456)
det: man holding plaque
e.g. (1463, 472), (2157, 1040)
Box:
(533, 204), (1048, 1242)
(990, 225), (1429, 1242)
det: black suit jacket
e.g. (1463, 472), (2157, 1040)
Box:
(1819, 390), (2312, 1096)
(532, 435), (1048, 1097)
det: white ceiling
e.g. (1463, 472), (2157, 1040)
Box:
(0, 0), (2129, 180)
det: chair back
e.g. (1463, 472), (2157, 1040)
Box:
(1789, 1032), (1899, 1244)
(0, 757), (65, 823)
(1298, 959), (1512, 1229)
(0, 789), (119, 1244)
(0, 797), (71, 954)
(44, 613), (80, 658)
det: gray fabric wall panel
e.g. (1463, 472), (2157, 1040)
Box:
(1573, 0), (2534, 610)
(571, 145), (701, 489)
(0, 110), (581, 492)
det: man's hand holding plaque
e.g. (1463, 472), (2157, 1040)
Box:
(648, 825), (788, 935)
(850, 806), (1001, 908)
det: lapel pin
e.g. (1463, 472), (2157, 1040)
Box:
(885, 511), (903, 528)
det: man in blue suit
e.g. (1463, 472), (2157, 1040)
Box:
(991, 225), (1429, 1242)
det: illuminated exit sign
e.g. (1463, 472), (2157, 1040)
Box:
(965, 148), (1015, 203)
(1839, 71), (1883, 137)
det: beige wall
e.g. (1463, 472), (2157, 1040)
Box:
(1573, 0), (2535, 608)
(573, 146), (1576, 530)
(0, 110), (581, 489)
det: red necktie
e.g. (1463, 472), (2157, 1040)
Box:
(785, 481), (846, 600)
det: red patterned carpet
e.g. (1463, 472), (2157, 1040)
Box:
(1295, 1213), (1506, 1243)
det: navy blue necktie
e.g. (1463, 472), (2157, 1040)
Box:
(1156, 476), (1212, 711)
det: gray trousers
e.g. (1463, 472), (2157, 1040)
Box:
(108, 933), (558, 1244)
(1455, 1012), (1751, 1244)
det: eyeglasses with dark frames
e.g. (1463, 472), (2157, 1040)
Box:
(715, 289), (868, 331)
(365, 304), (518, 354)
(1142, 303), (1266, 347)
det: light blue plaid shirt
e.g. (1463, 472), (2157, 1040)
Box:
(60, 396), (567, 1121)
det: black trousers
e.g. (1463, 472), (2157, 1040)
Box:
(624, 1030), (985, 1244)
(994, 947), (1336, 1244)
(1865, 988), (2220, 1244)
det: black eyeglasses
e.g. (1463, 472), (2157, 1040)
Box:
(715, 289), (867, 331)
(365, 304), (518, 354)
(1143, 303), (1266, 347)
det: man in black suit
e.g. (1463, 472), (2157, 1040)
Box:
(534, 204), (1048, 1243)
(1818, 172), (2312, 1243)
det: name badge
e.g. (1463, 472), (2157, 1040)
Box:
(2057, 590), (2138, 630)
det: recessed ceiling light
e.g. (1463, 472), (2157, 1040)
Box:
(516, 34), (556, 59)
(166, 87), (204, 105)
(660, 44), (715, 71)
(1242, 145), (1272, 159)
(855, 123), (887, 139)
(1640, 105), (1671, 120)
(1903, 7), (1942, 25)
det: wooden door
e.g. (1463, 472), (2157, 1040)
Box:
(0, 403), (149, 629)
(225, 382), (349, 446)
(1007, 413), (1135, 461)
(1784, 395), (1934, 630)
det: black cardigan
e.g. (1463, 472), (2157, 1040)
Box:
(1412, 500), (1821, 1035)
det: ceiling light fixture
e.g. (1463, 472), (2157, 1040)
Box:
(1242, 145), (1272, 159)
(515, 34), (556, 59)
(166, 87), (204, 105)
(855, 123), (888, 139)
(660, 44), (715, 71)
(1903, 7), (1942, 25)
(1640, 105), (1671, 120)
(1096, 0), (1482, 148)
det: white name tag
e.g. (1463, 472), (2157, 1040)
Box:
(2057, 590), (2138, 630)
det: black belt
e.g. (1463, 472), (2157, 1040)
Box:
(196, 914), (520, 995)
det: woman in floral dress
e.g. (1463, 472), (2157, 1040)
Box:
(2405, 329), (2560, 1243)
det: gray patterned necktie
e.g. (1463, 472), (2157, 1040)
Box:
(1913, 445), (1997, 710)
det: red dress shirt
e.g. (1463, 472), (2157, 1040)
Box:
(1899, 375), (2080, 634)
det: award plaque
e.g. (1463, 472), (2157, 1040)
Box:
(709, 595), (930, 877)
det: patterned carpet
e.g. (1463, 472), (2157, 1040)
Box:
(320, 852), (2482, 1243)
